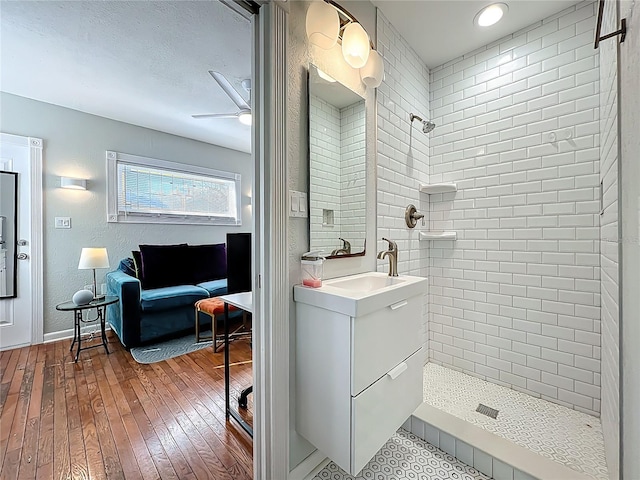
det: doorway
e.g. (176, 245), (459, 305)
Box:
(0, 133), (43, 351)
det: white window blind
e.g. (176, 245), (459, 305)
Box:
(107, 151), (241, 225)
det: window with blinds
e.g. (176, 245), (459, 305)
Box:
(106, 151), (241, 225)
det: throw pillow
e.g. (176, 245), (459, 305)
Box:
(188, 243), (227, 284)
(131, 251), (142, 279)
(119, 258), (137, 278)
(138, 244), (189, 289)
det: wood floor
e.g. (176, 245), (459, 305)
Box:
(0, 331), (253, 480)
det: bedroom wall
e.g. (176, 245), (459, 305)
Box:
(0, 92), (253, 336)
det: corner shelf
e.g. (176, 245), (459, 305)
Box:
(419, 231), (457, 241)
(419, 183), (457, 194)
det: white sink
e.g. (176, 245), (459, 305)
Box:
(294, 271), (427, 317)
(330, 274), (406, 293)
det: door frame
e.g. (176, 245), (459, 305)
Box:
(0, 133), (44, 346)
(252, 2), (290, 478)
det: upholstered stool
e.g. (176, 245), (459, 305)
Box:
(195, 298), (250, 352)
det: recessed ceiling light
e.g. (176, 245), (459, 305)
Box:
(474, 3), (508, 27)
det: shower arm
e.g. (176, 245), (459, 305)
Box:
(409, 113), (424, 123)
(409, 112), (436, 134)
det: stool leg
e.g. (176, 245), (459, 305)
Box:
(213, 313), (220, 352)
(195, 306), (200, 342)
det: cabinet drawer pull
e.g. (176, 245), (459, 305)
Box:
(389, 300), (408, 310)
(386, 362), (408, 380)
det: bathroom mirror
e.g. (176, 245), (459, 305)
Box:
(0, 171), (18, 298)
(308, 64), (366, 259)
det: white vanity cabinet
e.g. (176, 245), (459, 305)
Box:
(294, 272), (426, 475)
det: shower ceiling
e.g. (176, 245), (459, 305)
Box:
(371, 0), (584, 69)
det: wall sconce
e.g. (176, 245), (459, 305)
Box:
(60, 176), (87, 190)
(306, 0), (384, 88)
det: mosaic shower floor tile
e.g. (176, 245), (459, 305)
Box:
(423, 362), (608, 480)
(312, 429), (491, 480)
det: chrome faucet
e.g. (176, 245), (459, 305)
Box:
(330, 238), (351, 256)
(377, 237), (398, 277)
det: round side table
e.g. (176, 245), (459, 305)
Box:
(56, 296), (119, 362)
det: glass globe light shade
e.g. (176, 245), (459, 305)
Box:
(238, 111), (252, 126)
(306, 1), (340, 50)
(342, 22), (370, 68)
(360, 50), (384, 88)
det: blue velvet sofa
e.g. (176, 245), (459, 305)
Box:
(106, 243), (239, 348)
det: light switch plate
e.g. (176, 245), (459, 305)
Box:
(289, 190), (308, 218)
(55, 217), (71, 229)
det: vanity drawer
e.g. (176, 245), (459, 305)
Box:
(351, 294), (422, 395)
(351, 348), (423, 475)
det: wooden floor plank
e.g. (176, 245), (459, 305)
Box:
(0, 331), (253, 480)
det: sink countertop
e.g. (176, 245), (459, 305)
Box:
(293, 271), (428, 317)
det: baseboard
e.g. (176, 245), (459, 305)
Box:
(44, 324), (111, 344)
(289, 449), (329, 480)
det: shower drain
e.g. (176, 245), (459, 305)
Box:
(476, 403), (499, 419)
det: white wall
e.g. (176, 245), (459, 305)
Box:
(428, 2), (602, 415)
(620, 1), (640, 477)
(598, 0), (619, 475)
(287, 1), (377, 469)
(0, 92), (252, 335)
(375, 10), (431, 360)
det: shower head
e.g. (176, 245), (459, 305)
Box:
(409, 112), (436, 134)
(422, 121), (436, 133)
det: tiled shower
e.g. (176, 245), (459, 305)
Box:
(373, 1), (621, 478)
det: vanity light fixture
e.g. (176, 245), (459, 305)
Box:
(238, 111), (252, 126)
(306, 0), (384, 88)
(306, 0), (340, 49)
(474, 3), (508, 27)
(60, 176), (87, 190)
(317, 69), (337, 83)
(360, 50), (384, 88)
(342, 22), (370, 68)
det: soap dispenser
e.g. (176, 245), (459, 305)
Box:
(301, 251), (325, 288)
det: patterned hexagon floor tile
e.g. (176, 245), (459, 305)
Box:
(312, 429), (490, 480)
(423, 363), (608, 480)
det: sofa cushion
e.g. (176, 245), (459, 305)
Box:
(140, 284), (209, 312)
(188, 243), (227, 283)
(197, 278), (228, 297)
(139, 244), (189, 289)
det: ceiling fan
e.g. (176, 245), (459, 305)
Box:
(192, 71), (252, 125)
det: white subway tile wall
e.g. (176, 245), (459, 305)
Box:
(428, 2), (601, 414)
(376, 11), (430, 359)
(598, 0), (619, 476)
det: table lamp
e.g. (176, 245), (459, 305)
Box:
(78, 247), (110, 300)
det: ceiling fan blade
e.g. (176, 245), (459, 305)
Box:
(192, 112), (239, 119)
(209, 71), (251, 111)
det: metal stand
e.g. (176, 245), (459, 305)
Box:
(224, 302), (253, 437)
(69, 304), (109, 362)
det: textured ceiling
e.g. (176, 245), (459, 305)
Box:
(372, 0), (584, 69)
(0, 1), (252, 153)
